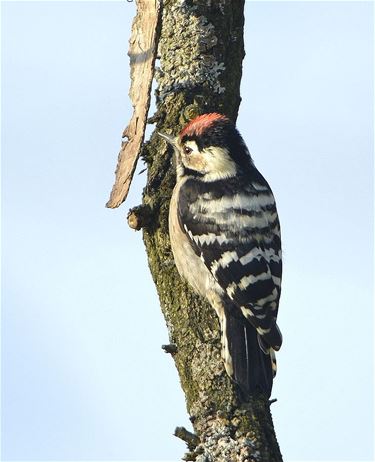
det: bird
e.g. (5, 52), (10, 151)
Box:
(159, 113), (282, 398)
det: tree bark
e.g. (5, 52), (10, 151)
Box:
(120, 1), (283, 460)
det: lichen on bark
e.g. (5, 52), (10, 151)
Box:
(130, 1), (283, 460)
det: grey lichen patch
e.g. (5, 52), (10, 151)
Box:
(188, 400), (281, 462)
(193, 415), (255, 461)
(156, 3), (226, 99)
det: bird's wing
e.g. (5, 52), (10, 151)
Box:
(177, 174), (282, 348)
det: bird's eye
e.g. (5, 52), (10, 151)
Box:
(183, 146), (192, 155)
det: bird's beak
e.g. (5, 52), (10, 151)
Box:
(158, 131), (176, 147)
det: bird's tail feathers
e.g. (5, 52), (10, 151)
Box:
(222, 304), (275, 398)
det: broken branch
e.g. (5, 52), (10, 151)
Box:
(106, 0), (162, 208)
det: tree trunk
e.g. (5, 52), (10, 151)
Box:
(128, 1), (283, 460)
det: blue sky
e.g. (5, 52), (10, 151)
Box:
(2, 1), (374, 461)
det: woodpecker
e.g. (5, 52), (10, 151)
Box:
(159, 113), (282, 398)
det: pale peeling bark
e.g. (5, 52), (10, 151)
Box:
(112, 1), (283, 460)
(106, 0), (161, 208)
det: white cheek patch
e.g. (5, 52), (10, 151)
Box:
(202, 147), (237, 181)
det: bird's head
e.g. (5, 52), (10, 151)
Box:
(158, 113), (253, 181)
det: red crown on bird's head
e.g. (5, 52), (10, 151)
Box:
(179, 113), (229, 138)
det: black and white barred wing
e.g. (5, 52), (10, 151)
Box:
(178, 176), (282, 350)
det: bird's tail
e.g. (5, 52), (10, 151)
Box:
(222, 303), (275, 398)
